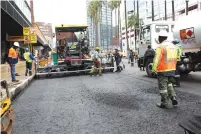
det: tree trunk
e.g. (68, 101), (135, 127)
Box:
(118, 7), (120, 49)
(124, 0), (129, 56)
(119, 7), (122, 52)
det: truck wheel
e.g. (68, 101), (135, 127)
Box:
(145, 58), (155, 78)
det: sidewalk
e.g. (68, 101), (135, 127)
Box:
(0, 61), (35, 100)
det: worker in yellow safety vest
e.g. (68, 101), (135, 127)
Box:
(8, 42), (20, 82)
(152, 30), (178, 108)
(24, 48), (35, 76)
(172, 39), (182, 87)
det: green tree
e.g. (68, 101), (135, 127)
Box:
(128, 13), (137, 30)
(87, 1), (102, 46)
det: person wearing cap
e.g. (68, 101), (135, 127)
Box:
(114, 47), (122, 72)
(172, 39), (182, 87)
(152, 30), (178, 108)
(24, 48), (35, 76)
(8, 42), (19, 82)
(90, 47), (102, 76)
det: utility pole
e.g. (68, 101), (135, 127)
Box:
(186, 0), (189, 15)
(172, 0), (175, 21)
(124, 0), (129, 55)
(133, 0), (135, 13)
(137, 0), (139, 48)
(165, 0), (167, 20)
(134, 0), (137, 51)
(152, 0), (154, 21)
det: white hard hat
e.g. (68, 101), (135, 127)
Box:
(158, 30), (168, 37)
(13, 42), (19, 47)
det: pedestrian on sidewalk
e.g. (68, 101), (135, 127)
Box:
(152, 30), (178, 108)
(8, 42), (19, 82)
(24, 48), (35, 76)
(129, 49), (134, 66)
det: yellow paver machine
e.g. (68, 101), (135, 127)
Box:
(1, 80), (14, 134)
(36, 24), (114, 77)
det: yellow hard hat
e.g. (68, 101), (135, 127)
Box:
(95, 47), (100, 50)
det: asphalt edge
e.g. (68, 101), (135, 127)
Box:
(9, 74), (35, 101)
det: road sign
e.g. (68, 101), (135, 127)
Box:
(30, 34), (37, 43)
(24, 35), (30, 44)
(23, 27), (30, 35)
(7, 36), (24, 42)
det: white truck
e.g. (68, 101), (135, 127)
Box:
(138, 11), (201, 77)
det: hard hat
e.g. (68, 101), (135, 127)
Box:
(172, 39), (180, 44)
(158, 30), (168, 37)
(13, 42), (19, 47)
(95, 47), (100, 50)
(25, 48), (29, 52)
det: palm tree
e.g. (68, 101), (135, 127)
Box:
(87, 1), (102, 47)
(108, 0), (121, 48)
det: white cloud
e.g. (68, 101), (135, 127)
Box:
(33, 0), (87, 27)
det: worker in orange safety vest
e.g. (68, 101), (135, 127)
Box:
(152, 30), (178, 108)
(8, 42), (20, 82)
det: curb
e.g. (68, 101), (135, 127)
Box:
(8, 74), (35, 100)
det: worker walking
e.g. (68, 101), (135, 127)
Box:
(90, 47), (102, 76)
(8, 42), (20, 82)
(142, 45), (155, 71)
(114, 48), (122, 72)
(24, 48), (35, 76)
(152, 30), (178, 108)
(172, 39), (182, 87)
(130, 49), (134, 66)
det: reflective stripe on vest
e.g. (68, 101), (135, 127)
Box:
(24, 52), (32, 62)
(156, 42), (177, 72)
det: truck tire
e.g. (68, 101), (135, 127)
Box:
(145, 58), (156, 78)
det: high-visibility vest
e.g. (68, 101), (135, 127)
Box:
(8, 47), (18, 64)
(153, 41), (177, 72)
(24, 52), (33, 63)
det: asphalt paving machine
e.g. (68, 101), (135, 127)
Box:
(1, 80), (14, 134)
(36, 24), (114, 77)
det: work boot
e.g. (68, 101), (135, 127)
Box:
(15, 73), (20, 76)
(29, 71), (32, 76)
(99, 73), (102, 76)
(25, 73), (27, 76)
(171, 97), (178, 106)
(156, 103), (168, 108)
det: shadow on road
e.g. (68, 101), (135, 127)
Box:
(180, 74), (201, 84)
(92, 92), (143, 110)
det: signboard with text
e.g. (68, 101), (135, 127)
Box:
(23, 27), (30, 35)
(23, 27), (37, 43)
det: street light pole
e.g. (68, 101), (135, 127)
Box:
(172, 0), (175, 21)
(186, 0), (189, 15)
(124, 0), (129, 56)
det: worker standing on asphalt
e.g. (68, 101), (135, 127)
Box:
(114, 48), (122, 72)
(8, 42), (20, 82)
(90, 47), (102, 76)
(172, 39), (182, 87)
(24, 48), (35, 76)
(142, 45), (155, 71)
(152, 30), (178, 108)
(129, 49), (134, 66)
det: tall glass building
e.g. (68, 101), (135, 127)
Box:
(86, 0), (112, 50)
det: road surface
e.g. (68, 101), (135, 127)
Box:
(13, 60), (201, 134)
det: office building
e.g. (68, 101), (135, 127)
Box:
(86, 0), (113, 50)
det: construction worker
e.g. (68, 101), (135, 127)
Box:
(152, 30), (178, 108)
(142, 45), (155, 71)
(24, 48), (35, 76)
(90, 47), (102, 76)
(129, 49), (134, 66)
(172, 39), (182, 87)
(8, 42), (19, 82)
(114, 48), (122, 72)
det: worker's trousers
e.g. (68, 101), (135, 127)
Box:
(90, 61), (101, 75)
(157, 76), (176, 104)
